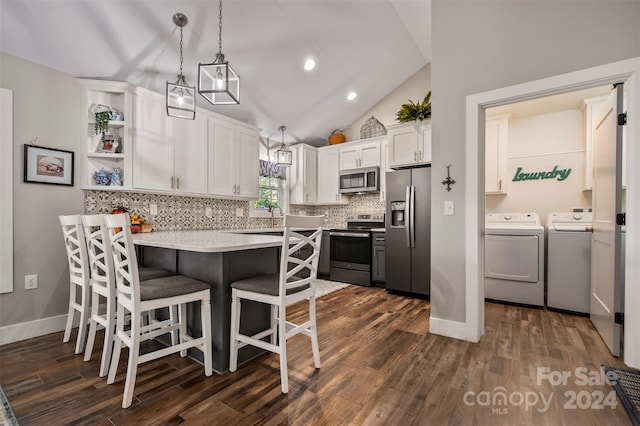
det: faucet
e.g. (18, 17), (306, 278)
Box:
(270, 204), (283, 228)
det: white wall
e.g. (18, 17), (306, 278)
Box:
(486, 109), (592, 224)
(431, 0), (640, 326)
(345, 64), (431, 141)
(0, 53), (85, 329)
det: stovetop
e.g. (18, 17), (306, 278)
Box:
(331, 212), (385, 231)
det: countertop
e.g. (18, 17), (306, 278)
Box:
(132, 230), (286, 253)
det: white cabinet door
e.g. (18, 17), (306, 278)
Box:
(359, 141), (381, 168)
(338, 140), (381, 170)
(380, 138), (390, 201)
(304, 147), (317, 204)
(388, 125), (419, 168)
(419, 123), (432, 163)
(133, 92), (173, 191)
(485, 116), (509, 194)
(209, 118), (237, 197)
(339, 146), (360, 170)
(173, 115), (208, 194)
(236, 127), (259, 199)
(317, 146), (345, 204)
(290, 144), (317, 205)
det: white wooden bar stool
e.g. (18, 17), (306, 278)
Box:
(81, 214), (176, 377)
(104, 213), (213, 408)
(59, 215), (91, 355)
(229, 214), (325, 394)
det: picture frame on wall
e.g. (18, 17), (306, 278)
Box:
(24, 144), (74, 186)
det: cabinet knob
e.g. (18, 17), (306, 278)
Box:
(176, 177), (180, 190)
(171, 176), (175, 189)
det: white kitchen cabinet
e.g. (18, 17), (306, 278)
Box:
(485, 115), (509, 194)
(380, 137), (392, 201)
(79, 79), (132, 190)
(132, 88), (207, 194)
(208, 116), (259, 199)
(339, 139), (381, 170)
(387, 121), (431, 168)
(289, 144), (317, 205)
(317, 145), (347, 205)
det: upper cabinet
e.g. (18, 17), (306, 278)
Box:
(208, 116), (259, 199)
(290, 144), (317, 205)
(387, 122), (431, 168)
(485, 115), (509, 194)
(317, 145), (347, 205)
(132, 88), (208, 195)
(79, 79), (132, 190)
(339, 138), (381, 170)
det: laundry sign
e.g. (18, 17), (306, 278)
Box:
(512, 165), (571, 182)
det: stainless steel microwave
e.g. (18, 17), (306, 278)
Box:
(339, 167), (379, 194)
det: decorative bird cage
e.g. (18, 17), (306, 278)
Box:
(360, 116), (387, 139)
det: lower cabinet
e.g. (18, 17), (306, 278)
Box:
(372, 231), (385, 284)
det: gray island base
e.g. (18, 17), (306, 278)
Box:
(133, 230), (285, 373)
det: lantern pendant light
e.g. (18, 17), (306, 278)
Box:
(275, 125), (292, 167)
(198, 0), (240, 105)
(166, 13), (196, 120)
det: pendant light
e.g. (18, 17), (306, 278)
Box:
(275, 125), (292, 167)
(198, 0), (240, 105)
(166, 13), (196, 120)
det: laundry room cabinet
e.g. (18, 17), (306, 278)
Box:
(485, 115), (509, 194)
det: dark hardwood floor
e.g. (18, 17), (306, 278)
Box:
(0, 285), (633, 425)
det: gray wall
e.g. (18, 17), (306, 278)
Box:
(0, 53), (85, 326)
(430, 0), (640, 323)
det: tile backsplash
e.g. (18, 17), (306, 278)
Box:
(85, 191), (384, 231)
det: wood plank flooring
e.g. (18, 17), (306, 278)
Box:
(0, 285), (633, 425)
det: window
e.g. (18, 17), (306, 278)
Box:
(249, 160), (287, 217)
(254, 175), (281, 210)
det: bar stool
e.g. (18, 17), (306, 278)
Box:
(81, 214), (175, 377)
(104, 213), (213, 408)
(59, 215), (91, 355)
(229, 215), (325, 394)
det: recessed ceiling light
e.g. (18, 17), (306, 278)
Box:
(304, 59), (316, 71)
(347, 91), (357, 101)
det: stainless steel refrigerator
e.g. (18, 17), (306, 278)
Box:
(385, 167), (431, 296)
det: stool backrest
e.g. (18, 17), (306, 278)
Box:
(59, 215), (90, 288)
(279, 215), (325, 297)
(103, 213), (140, 307)
(81, 214), (115, 295)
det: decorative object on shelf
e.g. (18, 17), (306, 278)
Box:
(328, 129), (346, 145)
(198, 0), (240, 105)
(93, 167), (111, 186)
(396, 91), (431, 123)
(275, 125), (292, 167)
(442, 164), (456, 192)
(94, 110), (111, 135)
(360, 116), (387, 139)
(110, 167), (123, 186)
(166, 13), (196, 120)
(99, 134), (119, 153)
(24, 144), (74, 186)
(110, 108), (124, 121)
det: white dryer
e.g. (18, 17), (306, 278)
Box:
(547, 212), (593, 315)
(484, 213), (545, 307)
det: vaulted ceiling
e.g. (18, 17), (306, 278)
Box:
(0, 0), (430, 146)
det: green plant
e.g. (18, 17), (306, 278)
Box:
(396, 91), (431, 122)
(94, 111), (110, 135)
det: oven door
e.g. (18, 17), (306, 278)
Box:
(329, 231), (372, 286)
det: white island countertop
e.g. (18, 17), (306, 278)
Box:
(131, 230), (285, 253)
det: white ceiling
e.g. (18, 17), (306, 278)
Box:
(0, 0), (431, 146)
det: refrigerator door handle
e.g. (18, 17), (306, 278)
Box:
(410, 185), (416, 248)
(405, 186), (411, 247)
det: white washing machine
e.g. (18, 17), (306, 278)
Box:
(547, 212), (593, 315)
(484, 213), (545, 307)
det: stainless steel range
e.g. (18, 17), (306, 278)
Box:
(329, 213), (384, 286)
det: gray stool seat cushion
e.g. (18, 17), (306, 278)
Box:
(230, 274), (310, 296)
(139, 266), (175, 281)
(140, 275), (210, 301)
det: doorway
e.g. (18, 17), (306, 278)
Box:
(464, 57), (640, 369)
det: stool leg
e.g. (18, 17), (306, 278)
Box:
(178, 304), (187, 357)
(201, 296), (213, 377)
(309, 296), (321, 369)
(229, 292), (240, 372)
(278, 305), (288, 394)
(63, 284), (76, 344)
(122, 317), (141, 409)
(100, 292), (117, 377)
(84, 289), (100, 362)
(75, 282), (91, 354)
(270, 305), (278, 345)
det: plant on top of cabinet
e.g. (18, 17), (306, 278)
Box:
(396, 91), (431, 123)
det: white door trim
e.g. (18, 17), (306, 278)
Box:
(464, 57), (640, 368)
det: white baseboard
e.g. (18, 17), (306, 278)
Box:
(429, 316), (481, 343)
(0, 314), (77, 346)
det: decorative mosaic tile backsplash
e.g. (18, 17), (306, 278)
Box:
(85, 191), (384, 231)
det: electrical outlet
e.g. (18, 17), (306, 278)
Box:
(236, 208), (244, 217)
(205, 207), (213, 218)
(25, 274), (38, 290)
(149, 203), (158, 216)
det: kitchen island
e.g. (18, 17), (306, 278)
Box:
(132, 230), (285, 373)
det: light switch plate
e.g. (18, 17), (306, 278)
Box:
(444, 201), (455, 216)
(149, 203), (158, 216)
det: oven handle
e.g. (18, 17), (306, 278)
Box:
(329, 232), (370, 238)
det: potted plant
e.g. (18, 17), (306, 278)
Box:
(396, 91), (431, 122)
(94, 110), (111, 135)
